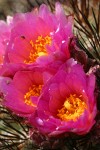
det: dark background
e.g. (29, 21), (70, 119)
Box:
(0, 0), (99, 21)
(0, 0), (65, 20)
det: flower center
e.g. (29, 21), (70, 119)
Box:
(24, 35), (51, 64)
(24, 85), (42, 106)
(57, 94), (87, 121)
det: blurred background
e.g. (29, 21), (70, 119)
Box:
(0, 0), (66, 20)
(0, 0), (99, 20)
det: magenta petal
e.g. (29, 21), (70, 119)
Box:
(0, 63), (26, 77)
(8, 37), (32, 63)
(55, 2), (67, 26)
(39, 4), (51, 19)
(13, 71), (34, 93)
(0, 20), (11, 64)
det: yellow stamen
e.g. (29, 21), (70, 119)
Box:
(57, 94), (87, 121)
(24, 35), (51, 64)
(24, 85), (42, 106)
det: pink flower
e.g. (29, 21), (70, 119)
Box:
(29, 59), (97, 136)
(0, 20), (11, 65)
(0, 67), (51, 116)
(4, 3), (73, 67)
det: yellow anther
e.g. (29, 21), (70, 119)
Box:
(57, 94), (87, 121)
(24, 85), (42, 106)
(24, 35), (51, 64)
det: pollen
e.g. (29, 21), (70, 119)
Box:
(24, 85), (42, 106)
(57, 94), (87, 121)
(24, 35), (51, 64)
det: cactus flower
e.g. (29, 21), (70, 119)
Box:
(0, 68), (46, 116)
(29, 59), (97, 136)
(4, 3), (73, 67)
